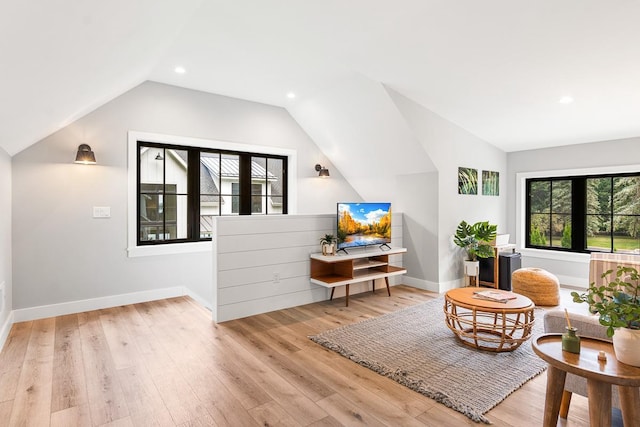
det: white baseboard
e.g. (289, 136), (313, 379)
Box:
(11, 287), (187, 323)
(556, 274), (588, 289)
(403, 276), (441, 293)
(184, 288), (212, 312)
(0, 310), (15, 353)
(439, 278), (464, 292)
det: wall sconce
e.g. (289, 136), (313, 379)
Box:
(74, 144), (96, 164)
(315, 164), (330, 178)
(155, 152), (164, 160)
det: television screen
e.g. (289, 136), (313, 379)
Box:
(337, 202), (392, 250)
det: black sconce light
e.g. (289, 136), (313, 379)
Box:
(74, 144), (96, 164)
(315, 164), (330, 178)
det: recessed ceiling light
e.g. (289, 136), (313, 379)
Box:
(558, 95), (574, 104)
(286, 92), (296, 99)
(174, 66), (186, 74)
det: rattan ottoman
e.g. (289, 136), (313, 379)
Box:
(512, 267), (560, 306)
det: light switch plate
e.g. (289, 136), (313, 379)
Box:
(93, 206), (111, 218)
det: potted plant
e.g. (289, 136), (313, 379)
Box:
(320, 234), (337, 256)
(453, 220), (497, 283)
(571, 266), (640, 366)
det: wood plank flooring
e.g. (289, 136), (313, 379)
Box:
(0, 285), (598, 426)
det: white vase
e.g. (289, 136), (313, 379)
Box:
(612, 327), (640, 367)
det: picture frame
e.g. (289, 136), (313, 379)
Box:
(458, 167), (478, 195)
(482, 170), (499, 196)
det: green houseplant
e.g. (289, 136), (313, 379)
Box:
(453, 221), (497, 284)
(453, 220), (498, 262)
(571, 265), (640, 366)
(319, 234), (337, 256)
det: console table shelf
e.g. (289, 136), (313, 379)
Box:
(310, 247), (407, 306)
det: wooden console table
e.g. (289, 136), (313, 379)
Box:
(310, 247), (407, 306)
(532, 333), (640, 427)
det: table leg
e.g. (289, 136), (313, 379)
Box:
(586, 379), (611, 427)
(543, 365), (567, 427)
(559, 390), (572, 419)
(619, 385), (640, 427)
(384, 276), (391, 296)
(330, 288), (335, 301)
(493, 247), (499, 289)
(345, 284), (349, 307)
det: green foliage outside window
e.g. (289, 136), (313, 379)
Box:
(530, 225), (547, 246)
(561, 223), (572, 248)
(527, 174), (640, 253)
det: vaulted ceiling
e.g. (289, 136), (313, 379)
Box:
(2, 0), (639, 156)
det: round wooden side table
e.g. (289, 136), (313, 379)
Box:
(533, 333), (640, 427)
(443, 287), (535, 352)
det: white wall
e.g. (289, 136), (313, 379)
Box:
(11, 81), (359, 316)
(287, 75), (508, 292)
(507, 137), (640, 286)
(387, 89), (508, 288)
(0, 147), (12, 347)
(288, 73), (437, 201)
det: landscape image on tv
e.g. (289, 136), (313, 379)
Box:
(337, 202), (392, 249)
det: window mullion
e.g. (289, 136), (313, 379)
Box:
(162, 149), (166, 241)
(572, 178), (586, 252)
(188, 148), (200, 240)
(610, 177), (615, 252)
(239, 154), (252, 215)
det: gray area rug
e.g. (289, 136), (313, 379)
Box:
(309, 297), (546, 424)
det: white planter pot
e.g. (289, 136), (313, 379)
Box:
(464, 260), (480, 277)
(322, 243), (335, 256)
(612, 327), (640, 367)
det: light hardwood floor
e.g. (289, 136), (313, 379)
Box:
(0, 285), (603, 426)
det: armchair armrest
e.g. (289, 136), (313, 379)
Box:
(543, 309), (611, 342)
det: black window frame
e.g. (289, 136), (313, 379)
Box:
(137, 140), (288, 246)
(526, 172), (640, 254)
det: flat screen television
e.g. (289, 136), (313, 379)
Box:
(337, 202), (392, 252)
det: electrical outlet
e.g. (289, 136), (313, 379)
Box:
(93, 206), (111, 218)
(273, 273), (280, 283)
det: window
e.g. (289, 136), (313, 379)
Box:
(526, 172), (640, 253)
(137, 141), (288, 246)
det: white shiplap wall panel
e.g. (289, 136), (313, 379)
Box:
(217, 261), (309, 288)
(217, 230), (327, 253)
(216, 215), (335, 236)
(212, 213), (404, 322)
(217, 245), (316, 270)
(217, 288), (329, 322)
(219, 277), (317, 305)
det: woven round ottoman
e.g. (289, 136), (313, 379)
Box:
(512, 267), (560, 306)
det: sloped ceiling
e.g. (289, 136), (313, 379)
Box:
(0, 0), (203, 156)
(288, 73), (437, 200)
(2, 0), (640, 156)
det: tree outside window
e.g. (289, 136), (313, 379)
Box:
(527, 173), (640, 254)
